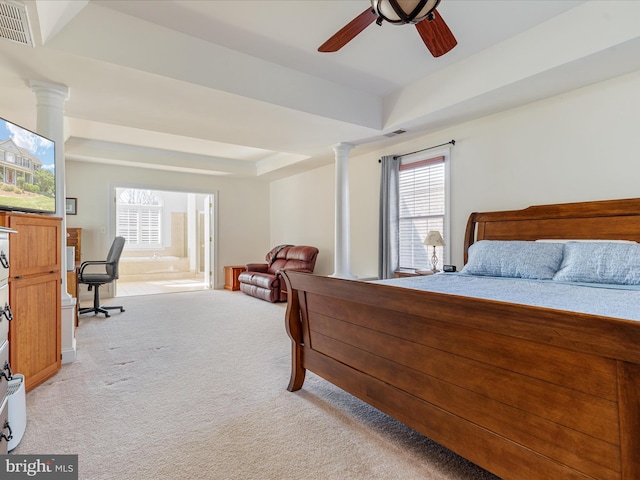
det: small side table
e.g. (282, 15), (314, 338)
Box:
(224, 265), (246, 291)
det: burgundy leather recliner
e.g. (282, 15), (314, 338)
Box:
(238, 245), (319, 302)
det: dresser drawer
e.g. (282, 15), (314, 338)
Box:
(0, 283), (8, 343)
(0, 233), (8, 284)
(0, 397), (8, 455)
(0, 341), (7, 403)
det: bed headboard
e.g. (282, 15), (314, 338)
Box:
(463, 197), (640, 263)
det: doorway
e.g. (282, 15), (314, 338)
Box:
(112, 187), (216, 297)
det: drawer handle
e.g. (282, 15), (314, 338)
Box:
(0, 304), (12, 322)
(0, 251), (7, 269)
(2, 361), (12, 380)
(0, 420), (12, 443)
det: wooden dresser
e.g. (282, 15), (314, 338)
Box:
(0, 213), (62, 392)
(66, 227), (81, 262)
(66, 228), (81, 326)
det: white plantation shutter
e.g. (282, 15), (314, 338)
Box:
(139, 208), (161, 245)
(117, 207), (139, 244)
(398, 156), (445, 270)
(116, 189), (162, 248)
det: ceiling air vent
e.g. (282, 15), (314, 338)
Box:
(383, 129), (407, 138)
(0, 1), (33, 47)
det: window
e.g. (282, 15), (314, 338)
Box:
(116, 189), (162, 248)
(398, 156), (445, 270)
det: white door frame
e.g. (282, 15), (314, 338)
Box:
(109, 182), (218, 293)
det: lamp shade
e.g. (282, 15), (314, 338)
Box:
(371, 0), (441, 25)
(424, 230), (445, 247)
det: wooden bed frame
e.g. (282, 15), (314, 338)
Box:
(281, 198), (640, 480)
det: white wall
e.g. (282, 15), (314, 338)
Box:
(271, 71), (640, 277)
(65, 160), (271, 289)
(269, 165), (335, 276)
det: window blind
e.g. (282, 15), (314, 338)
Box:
(398, 156), (445, 270)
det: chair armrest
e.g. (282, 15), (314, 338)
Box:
(276, 268), (312, 276)
(78, 260), (116, 279)
(245, 263), (268, 273)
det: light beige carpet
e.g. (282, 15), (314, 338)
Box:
(13, 290), (500, 480)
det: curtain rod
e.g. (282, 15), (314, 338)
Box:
(379, 139), (456, 162)
(397, 139), (456, 158)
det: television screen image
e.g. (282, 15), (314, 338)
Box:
(0, 117), (56, 214)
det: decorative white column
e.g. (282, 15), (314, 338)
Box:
(331, 142), (356, 279)
(30, 80), (76, 364)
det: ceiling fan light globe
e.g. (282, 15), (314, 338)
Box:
(371, 0), (441, 25)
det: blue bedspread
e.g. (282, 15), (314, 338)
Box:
(375, 273), (640, 322)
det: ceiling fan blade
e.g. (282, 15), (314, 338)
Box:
(318, 8), (378, 52)
(415, 9), (457, 57)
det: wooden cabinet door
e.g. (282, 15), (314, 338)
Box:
(0, 213), (62, 392)
(9, 272), (61, 391)
(2, 214), (61, 277)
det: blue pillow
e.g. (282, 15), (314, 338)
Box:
(461, 240), (564, 280)
(553, 242), (640, 285)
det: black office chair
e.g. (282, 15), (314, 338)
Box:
(78, 236), (126, 318)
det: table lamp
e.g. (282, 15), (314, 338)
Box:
(424, 231), (445, 273)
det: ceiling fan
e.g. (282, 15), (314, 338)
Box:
(318, 0), (457, 58)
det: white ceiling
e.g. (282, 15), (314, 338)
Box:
(1, 0), (640, 180)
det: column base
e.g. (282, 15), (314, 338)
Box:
(330, 272), (358, 280)
(61, 296), (77, 364)
(62, 338), (77, 364)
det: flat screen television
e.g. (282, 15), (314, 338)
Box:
(0, 117), (56, 214)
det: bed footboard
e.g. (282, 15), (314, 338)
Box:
(281, 270), (640, 480)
